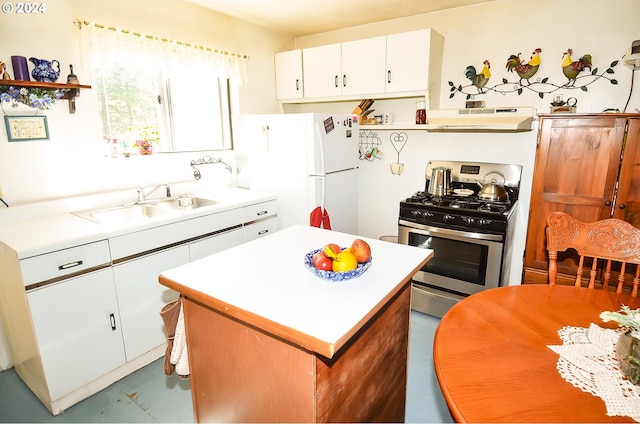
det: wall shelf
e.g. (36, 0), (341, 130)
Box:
(0, 80), (91, 91)
(360, 123), (427, 130)
(0, 80), (91, 113)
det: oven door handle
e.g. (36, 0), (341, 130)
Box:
(399, 219), (504, 242)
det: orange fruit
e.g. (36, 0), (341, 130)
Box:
(332, 250), (358, 272)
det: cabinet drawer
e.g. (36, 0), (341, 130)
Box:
(20, 240), (111, 287)
(243, 200), (277, 224)
(244, 216), (278, 242)
(110, 209), (240, 261)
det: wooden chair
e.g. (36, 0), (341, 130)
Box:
(546, 211), (640, 297)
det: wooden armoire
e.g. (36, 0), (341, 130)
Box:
(523, 113), (640, 289)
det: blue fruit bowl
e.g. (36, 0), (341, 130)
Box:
(303, 248), (372, 281)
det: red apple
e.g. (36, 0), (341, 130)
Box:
(312, 251), (333, 271)
(327, 243), (342, 254)
(350, 239), (371, 263)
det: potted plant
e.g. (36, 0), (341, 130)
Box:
(131, 126), (159, 155)
(601, 305), (640, 385)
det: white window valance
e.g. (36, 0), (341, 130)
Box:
(76, 19), (248, 87)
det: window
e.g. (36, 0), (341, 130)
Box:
(79, 21), (246, 154)
(93, 62), (233, 153)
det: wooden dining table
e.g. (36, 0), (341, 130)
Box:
(433, 284), (640, 423)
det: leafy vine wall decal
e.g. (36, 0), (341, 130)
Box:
(449, 48), (619, 100)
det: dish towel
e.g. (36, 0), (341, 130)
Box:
(159, 298), (190, 379)
(310, 206), (332, 229)
(170, 304), (190, 379)
(548, 323), (640, 421)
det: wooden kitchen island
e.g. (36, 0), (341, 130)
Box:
(159, 225), (432, 423)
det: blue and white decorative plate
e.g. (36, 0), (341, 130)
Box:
(303, 248), (372, 281)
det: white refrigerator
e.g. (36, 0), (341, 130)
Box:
(233, 113), (359, 234)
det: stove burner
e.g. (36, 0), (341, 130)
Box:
(478, 203), (508, 213)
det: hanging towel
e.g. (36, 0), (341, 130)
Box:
(310, 206), (332, 230)
(159, 298), (190, 379)
(159, 298), (181, 376)
(169, 304), (190, 379)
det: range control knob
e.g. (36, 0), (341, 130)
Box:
(410, 210), (421, 217)
(462, 217), (476, 226)
(443, 214), (456, 223)
(477, 218), (492, 228)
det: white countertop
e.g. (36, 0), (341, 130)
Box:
(159, 224), (432, 358)
(0, 184), (276, 259)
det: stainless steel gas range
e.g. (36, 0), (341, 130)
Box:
(398, 160), (522, 317)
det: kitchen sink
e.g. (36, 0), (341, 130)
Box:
(72, 195), (218, 224)
(74, 204), (168, 224)
(150, 195), (218, 212)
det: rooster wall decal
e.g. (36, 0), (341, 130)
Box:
(506, 48), (542, 85)
(562, 48), (592, 86)
(464, 60), (491, 93)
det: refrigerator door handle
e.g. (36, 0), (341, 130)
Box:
(320, 175), (326, 211)
(315, 120), (326, 175)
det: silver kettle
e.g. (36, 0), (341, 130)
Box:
(428, 167), (452, 196)
(476, 171), (508, 202)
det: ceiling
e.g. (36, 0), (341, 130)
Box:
(182, 0), (496, 37)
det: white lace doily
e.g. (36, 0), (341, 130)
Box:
(548, 324), (640, 421)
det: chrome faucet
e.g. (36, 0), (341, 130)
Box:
(137, 183), (171, 203)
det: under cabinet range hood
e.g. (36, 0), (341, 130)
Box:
(426, 107), (536, 132)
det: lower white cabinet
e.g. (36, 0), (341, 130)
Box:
(189, 227), (244, 261)
(112, 245), (189, 361)
(27, 268), (126, 401)
(0, 198), (278, 415)
(244, 216), (278, 242)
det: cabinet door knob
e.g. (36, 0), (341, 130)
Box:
(605, 200), (612, 206)
(619, 203), (626, 209)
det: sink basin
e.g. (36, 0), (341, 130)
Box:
(72, 195), (218, 224)
(150, 195), (218, 212)
(75, 204), (168, 224)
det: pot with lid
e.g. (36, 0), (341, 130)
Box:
(477, 171), (508, 202)
(428, 166), (452, 196)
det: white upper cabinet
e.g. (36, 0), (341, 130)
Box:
(341, 36), (386, 96)
(275, 49), (304, 100)
(302, 43), (342, 98)
(386, 29), (442, 94)
(277, 29), (444, 107)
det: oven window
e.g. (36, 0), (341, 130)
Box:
(409, 233), (488, 285)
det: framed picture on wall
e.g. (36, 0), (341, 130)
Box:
(4, 115), (50, 141)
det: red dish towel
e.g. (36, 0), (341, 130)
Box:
(310, 206), (332, 230)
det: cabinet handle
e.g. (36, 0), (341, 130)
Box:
(109, 313), (117, 331)
(619, 203), (626, 209)
(58, 260), (83, 270)
(334, 75), (338, 88)
(296, 79), (299, 91)
(343, 75), (346, 87)
(256, 210), (268, 216)
(258, 229), (269, 236)
(387, 70), (391, 83)
(605, 200), (612, 206)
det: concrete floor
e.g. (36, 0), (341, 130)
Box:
(0, 311), (452, 423)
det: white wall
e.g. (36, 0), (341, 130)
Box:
(287, 0), (640, 289)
